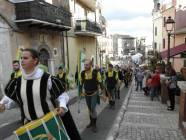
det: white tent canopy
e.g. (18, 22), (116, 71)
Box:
(131, 53), (143, 65)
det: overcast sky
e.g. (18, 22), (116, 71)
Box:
(102, 0), (153, 45)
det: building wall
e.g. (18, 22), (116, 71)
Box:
(172, 0), (186, 72)
(0, 1), (15, 28)
(161, 6), (175, 60)
(0, 0), (69, 76)
(0, 17), (12, 97)
(112, 35), (118, 57)
(0, 1), (15, 97)
(153, 11), (163, 52)
(152, 0), (186, 72)
(52, 0), (70, 11)
(173, 34), (186, 72)
(9, 31), (64, 74)
(67, 0), (100, 76)
(162, 6), (175, 51)
(68, 36), (96, 76)
(175, 34), (186, 44)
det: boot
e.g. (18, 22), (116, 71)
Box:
(91, 118), (98, 133)
(86, 116), (92, 128)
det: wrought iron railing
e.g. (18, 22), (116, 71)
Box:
(15, 0), (71, 27)
(75, 20), (102, 34)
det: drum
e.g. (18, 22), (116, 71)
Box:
(14, 111), (70, 140)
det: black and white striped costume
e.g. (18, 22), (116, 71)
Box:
(0, 67), (81, 140)
(1, 68), (68, 121)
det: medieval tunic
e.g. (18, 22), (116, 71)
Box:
(105, 70), (118, 106)
(80, 69), (102, 119)
(0, 67), (81, 140)
(1, 68), (68, 120)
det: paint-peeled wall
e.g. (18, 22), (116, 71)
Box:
(68, 36), (97, 77)
(173, 34), (186, 72)
(11, 31), (64, 75)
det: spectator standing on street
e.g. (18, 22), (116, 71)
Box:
(134, 66), (139, 86)
(135, 69), (144, 91)
(166, 65), (177, 111)
(143, 72), (152, 96)
(150, 70), (160, 101)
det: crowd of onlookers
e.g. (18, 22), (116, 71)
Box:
(134, 63), (182, 111)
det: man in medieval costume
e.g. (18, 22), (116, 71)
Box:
(0, 48), (81, 140)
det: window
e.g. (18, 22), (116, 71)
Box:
(163, 38), (165, 49)
(155, 27), (157, 36)
(184, 59), (186, 67)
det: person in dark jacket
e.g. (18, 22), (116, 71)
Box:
(56, 65), (69, 90)
(115, 65), (122, 99)
(80, 59), (103, 133)
(105, 64), (118, 109)
(166, 65), (177, 111)
(11, 60), (23, 124)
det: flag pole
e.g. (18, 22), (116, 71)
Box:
(77, 49), (81, 113)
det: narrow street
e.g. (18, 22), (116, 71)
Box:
(1, 0), (186, 140)
(70, 85), (129, 140)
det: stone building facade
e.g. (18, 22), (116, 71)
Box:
(0, 0), (72, 96)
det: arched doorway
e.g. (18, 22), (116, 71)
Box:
(39, 48), (50, 67)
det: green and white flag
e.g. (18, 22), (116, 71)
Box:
(77, 49), (86, 97)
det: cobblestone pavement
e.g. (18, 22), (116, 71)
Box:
(115, 88), (185, 140)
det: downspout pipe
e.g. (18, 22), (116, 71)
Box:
(65, 31), (70, 72)
(60, 32), (65, 65)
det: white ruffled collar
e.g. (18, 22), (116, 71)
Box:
(21, 66), (44, 80)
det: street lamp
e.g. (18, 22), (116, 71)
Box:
(165, 16), (175, 64)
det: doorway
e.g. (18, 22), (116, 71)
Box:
(39, 48), (50, 67)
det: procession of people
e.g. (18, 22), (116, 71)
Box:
(1, 46), (185, 140)
(0, 48), (134, 140)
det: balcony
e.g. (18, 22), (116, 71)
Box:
(76, 0), (96, 11)
(75, 20), (102, 36)
(14, 0), (71, 31)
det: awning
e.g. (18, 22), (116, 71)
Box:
(161, 43), (186, 59)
